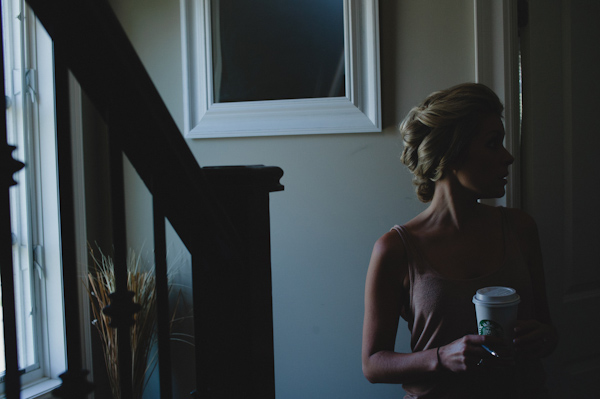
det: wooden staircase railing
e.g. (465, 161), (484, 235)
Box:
(1, 0), (284, 397)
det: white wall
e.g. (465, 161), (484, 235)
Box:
(108, 1), (476, 397)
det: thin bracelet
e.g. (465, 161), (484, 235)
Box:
(437, 346), (445, 370)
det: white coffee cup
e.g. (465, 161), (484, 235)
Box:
(472, 286), (520, 344)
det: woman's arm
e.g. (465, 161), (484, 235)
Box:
(361, 231), (495, 384)
(510, 209), (559, 358)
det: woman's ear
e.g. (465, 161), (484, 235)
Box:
(446, 162), (460, 175)
(447, 153), (467, 175)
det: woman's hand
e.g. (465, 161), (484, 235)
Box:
(438, 334), (512, 373)
(513, 319), (558, 359)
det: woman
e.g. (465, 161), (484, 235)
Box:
(362, 83), (558, 398)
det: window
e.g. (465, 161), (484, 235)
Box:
(1, 0), (66, 397)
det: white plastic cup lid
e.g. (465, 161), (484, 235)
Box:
(472, 286), (520, 306)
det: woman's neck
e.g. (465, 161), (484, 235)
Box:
(422, 179), (482, 230)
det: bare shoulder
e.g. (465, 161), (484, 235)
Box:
(368, 229), (409, 285)
(371, 229), (406, 267)
(502, 207), (539, 236)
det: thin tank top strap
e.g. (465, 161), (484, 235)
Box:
(391, 225), (412, 254)
(390, 225), (420, 270)
(390, 225), (416, 318)
(391, 225), (409, 246)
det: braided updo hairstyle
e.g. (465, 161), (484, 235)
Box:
(399, 83), (504, 202)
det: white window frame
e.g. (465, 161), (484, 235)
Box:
(67, 71), (95, 397)
(1, 1), (66, 397)
(180, 0), (381, 138)
(474, 0), (521, 208)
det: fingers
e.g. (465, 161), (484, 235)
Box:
(513, 320), (555, 359)
(514, 320), (548, 343)
(442, 321), (555, 373)
(440, 335), (513, 373)
(514, 319), (541, 335)
(438, 336), (476, 373)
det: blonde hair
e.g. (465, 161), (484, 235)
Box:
(399, 83), (504, 202)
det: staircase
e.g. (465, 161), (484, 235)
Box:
(1, 0), (283, 397)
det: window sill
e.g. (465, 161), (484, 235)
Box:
(20, 378), (61, 399)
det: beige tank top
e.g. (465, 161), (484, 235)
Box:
(392, 207), (547, 398)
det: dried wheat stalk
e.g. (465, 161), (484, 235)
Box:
(87, 247), (160, 399)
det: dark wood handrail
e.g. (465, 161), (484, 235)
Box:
(5, 0), (285, 398)
(26, 0), (262, 253)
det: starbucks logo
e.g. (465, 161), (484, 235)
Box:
(478, 320), (503, 337)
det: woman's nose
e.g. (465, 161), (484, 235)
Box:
(504, 147), (515, 165)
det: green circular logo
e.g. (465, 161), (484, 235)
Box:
(478, 320), (503, 337)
